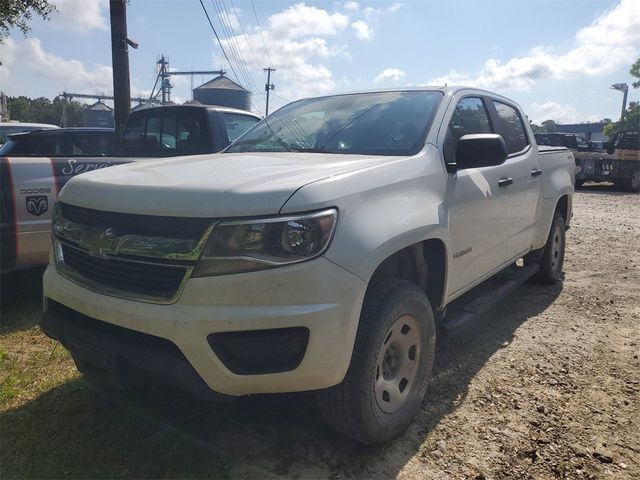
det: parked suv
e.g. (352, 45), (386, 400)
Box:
(42, 87), (574, 444)
(1, 106), (260, 272)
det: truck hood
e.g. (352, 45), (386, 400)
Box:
(59, 152), (395, 217)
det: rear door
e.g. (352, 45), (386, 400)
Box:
(488, 100), (542, 258)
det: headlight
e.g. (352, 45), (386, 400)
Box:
(193, 209), (337, 276)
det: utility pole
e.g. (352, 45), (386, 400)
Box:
(109, 0), (131, 140)
(611, 83), (629, 122)
(263, 67), (276, 116)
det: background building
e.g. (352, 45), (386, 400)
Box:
(82, 101), (115, 128)
(193, 76), (251, 111)
(554, 123), (608, 142)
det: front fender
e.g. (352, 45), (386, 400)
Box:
(280, 146), (450, 283)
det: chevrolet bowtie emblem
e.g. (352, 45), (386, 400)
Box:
(79, 227), (120, 258)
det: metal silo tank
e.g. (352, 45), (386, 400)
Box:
(193, 76), (251, 111)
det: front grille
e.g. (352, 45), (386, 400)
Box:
(62, 244), (187, 301)
(60, 203), (211, 239)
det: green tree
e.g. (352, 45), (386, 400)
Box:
(529, 121), (544, 133)
(541, 120), (557, 132)
(7, 96), (85, 126)
(631, 58), (640, 89)
(603, 101), (640, 138)
(0, 0), (57, 40)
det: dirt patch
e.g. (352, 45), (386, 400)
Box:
(1, 184), (638, 479)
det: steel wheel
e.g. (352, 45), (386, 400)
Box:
(374, 315), (422, 413)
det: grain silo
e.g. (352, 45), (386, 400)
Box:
(193, 76), (251, 111)
(83, 101), (114, 128)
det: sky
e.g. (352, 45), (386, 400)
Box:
(0, 0), (639, 123)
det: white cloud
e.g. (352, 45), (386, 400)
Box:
(49, 0), (108, 33)
(267, 3), (348, 39)
(373, 68), (405, 84)
(0, 37), (112, 96)
(211, 2), (405, 106)
(428, 0), (640, 91)
(218, 5), (242, 31)
(344, 1), (359, 12)
(364, 2), (403, 19)
(529, 102), (601, 124)
(351, 20), (373, 40)
(213, 3), (352, 103)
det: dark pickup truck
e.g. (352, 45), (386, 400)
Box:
(534, 132), (639, 191)
(1, 105), (261, 271)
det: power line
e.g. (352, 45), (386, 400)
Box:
(250, 0), (274, 67)
(211, 0), (257, 93)
(229, 0), (261, 67)
(198, 0), (242, 87)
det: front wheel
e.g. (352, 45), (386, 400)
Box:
(528, 211), (566, 284)
(317, 279), (436, 445)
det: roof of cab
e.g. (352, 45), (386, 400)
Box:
(127, 104), (261, 119)
(8, 127), (114, 139)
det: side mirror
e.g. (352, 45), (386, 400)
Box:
(455, 134), (508, 170)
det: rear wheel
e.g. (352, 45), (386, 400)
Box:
(317, 279), (435, 445)
(620, 168), (640, 192)
(528, 211), (566, 284)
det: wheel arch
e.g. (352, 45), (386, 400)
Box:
(367, 238), (448, 313)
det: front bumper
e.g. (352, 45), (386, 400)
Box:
(42, 257), (367, 396)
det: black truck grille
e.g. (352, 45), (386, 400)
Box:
(61, 245), (188, 301)
(60, 203), (211, 239)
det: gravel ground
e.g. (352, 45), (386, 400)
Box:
(1, 183), (638, 479)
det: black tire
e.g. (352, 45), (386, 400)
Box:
(620, 168), (640, 192)
(528, 211), (566, 284)
(575, 179), (585, 189)
(317, 279), (436, 445)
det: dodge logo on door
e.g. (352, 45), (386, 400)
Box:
(26, 195), (49, 216)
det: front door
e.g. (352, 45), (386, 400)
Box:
(444, 96), (513, 295)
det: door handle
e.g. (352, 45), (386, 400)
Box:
(498, 177), (513, 187)
(531, 169), (543, 177)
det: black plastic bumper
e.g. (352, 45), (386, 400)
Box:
(41, 300), (229, 401)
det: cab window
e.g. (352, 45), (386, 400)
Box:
(449, 97), (492, 148)
(492, 101), (529, 154)
(222, 113), (259, 142)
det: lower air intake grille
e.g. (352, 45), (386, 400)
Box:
(62, 245), (187, 301)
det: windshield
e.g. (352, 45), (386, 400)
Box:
(226, 91), (443, 156)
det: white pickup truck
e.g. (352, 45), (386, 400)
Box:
(41, 87), (574, 445)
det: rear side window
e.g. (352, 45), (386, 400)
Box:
(70, 133), (114, 156)
(492, 101), (529, 154)
(222, 113), (259, 142)
(2, 133), (68, 156)
(449, 97), (492, 146)
(122, 111), (209, 156)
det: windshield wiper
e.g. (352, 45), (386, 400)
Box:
(290, 146), (329, 153)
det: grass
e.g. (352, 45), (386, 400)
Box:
(0, 269), (349, 479)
